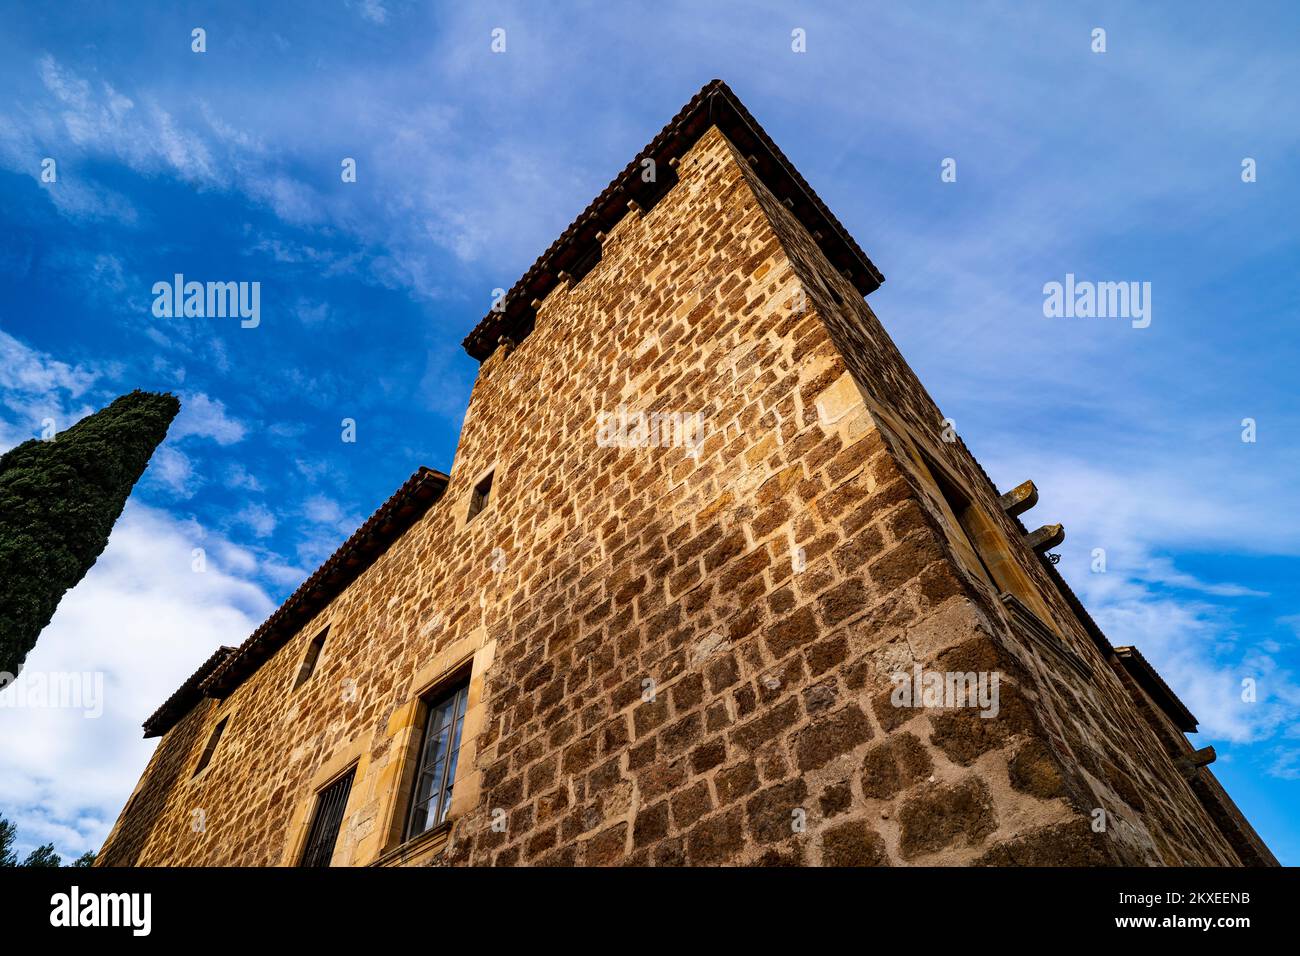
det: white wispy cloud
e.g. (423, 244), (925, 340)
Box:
(978, 447), (1300, 752)
(5, 54), (467, 299)
(146, 445), (199, 499)
(170, 392), (248, 446)
(292, 298), (331, 326)
(349, 0), (389, 25)
(0, 327), (99, 403)
(225, 463), (264, 492)
(0, 327), (102, 451)
(0, 501), (274, 859)
(294, 493), (363, 566)
(301, 492), (360, 533)
(233, 502), (277, 538)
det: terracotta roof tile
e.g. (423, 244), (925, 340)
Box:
(462, 78), (884, 361)
(1113, 645), (1199, 733)
(143, 466), (449, 737)
(139, 645), (237, 740)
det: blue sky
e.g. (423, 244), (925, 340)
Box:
(1, 1), (1297, 863)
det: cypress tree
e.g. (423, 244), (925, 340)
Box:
(0, 390), (180, 675)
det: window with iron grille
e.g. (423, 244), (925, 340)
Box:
(466, 471), (493, 523)
(298, 767), (356, 868)
(405, 679), (470, 839)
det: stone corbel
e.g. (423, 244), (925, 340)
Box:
(1023, 523), (1065, 554)
(1176, 745), (1216, 779)
(998, 480), (1039, 517)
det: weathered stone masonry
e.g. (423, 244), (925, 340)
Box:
(98, 80), (1275, 867)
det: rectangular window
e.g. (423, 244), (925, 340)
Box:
(921, 450), (1057, 630)
(299, 767), (356, 868)
(405, 680), (470, 839)
(467, 471), (493, 523)
(193, 716), (229, 777)
(931, 468), (1000, 588)
(293, 628), (328, 691)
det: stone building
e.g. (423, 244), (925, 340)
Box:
(98, 80), (1275, 867)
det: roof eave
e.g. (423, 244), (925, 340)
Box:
(141, 466), (450, 738)
(461, 78), (884, 362)
(1113, 645), (1200, 733)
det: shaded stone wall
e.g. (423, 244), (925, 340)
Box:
(729, 139), (1249, 865)
(100, 123), (1255, 867)
(1111, 659), (1276, 866)
(97, 698), (215, 865)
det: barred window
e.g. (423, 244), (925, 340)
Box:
(299, 767), (356, 868)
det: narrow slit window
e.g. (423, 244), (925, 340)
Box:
(467, 471), (493, 523)
(193, 717), (229, 777)
(636, 163), (679, 213)
(298, 767), (356, 868)
(405, 679), (470, 839)
(922, 451), (1055, 628)
(293, 628), (328, 691)
(931, 470), (999, 589)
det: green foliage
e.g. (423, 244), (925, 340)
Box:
(0, 816), (16, 866)
(21, 843), (61, 867)
(0, 814), (93, 867)
(0, 390), (179, 675)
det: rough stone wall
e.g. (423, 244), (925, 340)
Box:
(1110, 661), (1276, 866)
(728, 140), (1249, 865)
(96, 698), (215, 865)
(100, 123), (1252, 867)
